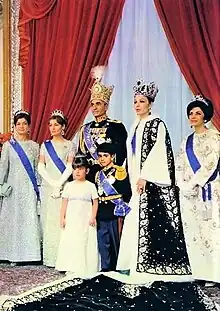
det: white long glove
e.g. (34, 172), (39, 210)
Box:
(38, 162), (57, 187)
(53, 162), (73, 188)
(51, 187), (62, 199)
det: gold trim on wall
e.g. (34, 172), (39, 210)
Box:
(3, 0), (11, 133)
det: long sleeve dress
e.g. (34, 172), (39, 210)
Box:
(176, 129), (220, 282)
(117, 114), (191, 283)
(0, 140), (41, 262)
(40, 140), (76, 267)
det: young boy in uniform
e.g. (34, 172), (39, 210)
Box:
(95, 142), (132, 272)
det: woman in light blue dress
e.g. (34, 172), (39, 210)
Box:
(38, 110), (76, 267)
(0, 110), (41, 263)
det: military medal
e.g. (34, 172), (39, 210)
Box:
(107, 176), (115, 185)
(98, 186), (104, 195)
(90, 147), (96, 154)
(97, 137), (106, 144)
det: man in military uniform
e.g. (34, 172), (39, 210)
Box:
(95, 142), (132, 272)
(78, 66), (127, 182)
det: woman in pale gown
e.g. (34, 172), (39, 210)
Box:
(117, 80), (191, 283)
(38, 110), (76, 267)
(0, 110), (41, 263)
(176, 95), (220, 284)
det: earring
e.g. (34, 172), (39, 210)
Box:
(61, 129), (65, 136)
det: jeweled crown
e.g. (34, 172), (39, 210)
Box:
(90, 66), (114, 104)
(190, 95), (208, 106)
(133, 80), (159, 101)
(51, 109), (65, 120)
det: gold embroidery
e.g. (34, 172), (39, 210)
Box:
(99, 194), (122, 202)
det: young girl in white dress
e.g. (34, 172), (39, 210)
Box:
(56, 155), (99, 277)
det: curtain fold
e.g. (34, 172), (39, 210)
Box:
(19, 0), (125, 143)
(92, 0), (192, 151)
(19, 0), (57, 67)
(21, 0), (57, 17)
(154, 0), (220, 130)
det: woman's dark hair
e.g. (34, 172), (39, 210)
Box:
(147, 96), (154, 104)
(187, 98), (213, 123)
(73, 154), (89, 169)
(14, 112), (31, 125)
(49, 115), (68, 127)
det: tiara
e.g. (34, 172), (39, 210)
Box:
(51, 110), (65, 120)
(133, 80), (159, 100)
(75, 153), (87, 159)
(14, 110), (30, 117)
(190, 95), (208, 106)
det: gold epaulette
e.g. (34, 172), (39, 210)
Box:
(108, 119), (122, 124)
(113, 165), (127, 181)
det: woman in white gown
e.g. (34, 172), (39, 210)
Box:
(38, 110), (76, 267)
(176, 95), (220, 283)
(0, 110), (41, 263)
(117, 80), (191, 283)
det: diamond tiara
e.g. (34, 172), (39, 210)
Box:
(190, 95), (208, 106)
(14, 110), (30, 117)
(51, 110), (65, 120)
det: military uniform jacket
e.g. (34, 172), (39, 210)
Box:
(95, 165), (132, 221)
(78, 118), (128, 182)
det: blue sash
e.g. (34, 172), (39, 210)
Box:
(131, 123), (139, 155)
(83, 124), (98, 160)
(131, 132), (136, 155)
(44, 141), (66, 173)
(98, 170), (131, 217)
(186, 133), (218, 201)
(9, 139), (40, 200)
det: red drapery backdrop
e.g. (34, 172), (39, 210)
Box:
(19, 0), (125, 143)
(154, 0), (220, 130)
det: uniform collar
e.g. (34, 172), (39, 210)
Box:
(102, 163), (114, 172)
(94, 115), (108, 124)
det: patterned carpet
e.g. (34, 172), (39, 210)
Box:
(0, 264), (64, 296)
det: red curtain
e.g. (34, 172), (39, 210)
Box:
(19, 0), (125, 143)
(154, 0), (220, 130)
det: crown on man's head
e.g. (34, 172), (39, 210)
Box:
(51, 110), (65, 120)
(90, 66), (114, 104)
(190, 95), (209, 106)
(133, 80), (159, 101)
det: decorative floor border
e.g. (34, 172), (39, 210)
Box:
(0, 275), (83, 311)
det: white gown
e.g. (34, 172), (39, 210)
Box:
(176, 129), (220, 282)
(116, 114), (192, 283)
(40, 140), (76, 267)
(56, 180), (99, 277)
(0, 140), (41, 262)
